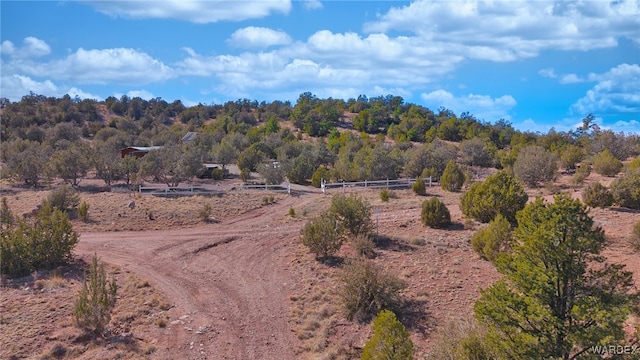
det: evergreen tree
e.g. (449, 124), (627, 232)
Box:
(74, 254), (118, 335)
(361, 309), (413, 360)
(474, 194), (636, 359)
(440, 160), (465, 192)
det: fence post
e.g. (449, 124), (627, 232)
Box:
(429, 176), (432, 187)
(321, 178), (326, 194)
(387, 178), (389, 188)
(365, 179), (367, 188)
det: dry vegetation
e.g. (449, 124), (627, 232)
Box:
(1, 169), (639, 359)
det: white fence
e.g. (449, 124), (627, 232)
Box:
(320, 177), (433, 194)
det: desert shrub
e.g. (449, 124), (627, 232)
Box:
(311, 166), (330, 188)
(1, 197), (14, 227)
(341, 259), (406, 322)
(361, 309), (413, 360)
(74, 253), (117, 335)
(239, 167), (251, 182)
(199, 203), (212, 222)
(425, 320), (497, 360)
(631, 222), (640, 252)
(611, 168), (640, 209)
(329, 194), (373, 237)
(571, 162), (591, 185)
(210, 168), (225, 180)
(421, 167), (438, 182)
(78, 201), (89, 222)
(460, 138), (494, 168)
(0, 204), (78, 277)
(412, 177), (426, 196)
(581, 182), (613, 208)
(559, 145), (585, 172)
(301, 212), (345, 260)
(440, 160), (464, 192)
(592, 150), (623, 177)
(627, 156), (640, 171)
(352, 233), (375, 259)
(421, 198), (451, 228)
(471, 214), (513, 262)
(44, 184), (80, 212)
(513, 145), (557, 187)
(288, 207), (295, 216)
(380, 188), (390, 202)
(460, 171), (528, 224)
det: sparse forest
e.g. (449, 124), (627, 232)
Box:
(1, 92), (638, 192)
(1, 92), (639, 359)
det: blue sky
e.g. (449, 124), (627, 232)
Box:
(1, 1), (639, 134)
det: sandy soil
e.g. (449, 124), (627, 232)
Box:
(1, 171), (639, 359)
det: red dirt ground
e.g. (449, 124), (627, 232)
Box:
(1, 172), (639, 359)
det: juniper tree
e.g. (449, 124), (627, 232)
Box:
(474, 194), (636, 359)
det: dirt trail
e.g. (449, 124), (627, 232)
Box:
(76, 196), (311, 360)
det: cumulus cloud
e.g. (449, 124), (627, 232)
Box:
(559, 74), (584, 84)
(0, 37), (51, 58)
(87, 0), (291, 23)
(421, 90), (516, 121)
(571, 63), (640, 115)
(228, 27), (292, 48)
(7, 48), (174, 85)
(364, 0), (640, 61)
(0, 74), (98, 101)
(126, 89), (155, 100)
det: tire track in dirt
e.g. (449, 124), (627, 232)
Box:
(76, 196), (313, 359)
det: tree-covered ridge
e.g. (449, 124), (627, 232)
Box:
(1, 92), (639, 192)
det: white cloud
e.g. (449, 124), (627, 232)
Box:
(7, 48), (174, 85)
(420, 90), (516, 121)
(0, 37), (51, 58)
(127, 90), (155, 100)
(0, 74), (99, 101)
(559, 74), (584, 84)
(302, 0), (323, 10)
(364, 0), (640, 61)
(539, 68), (557, 78)
(87, 0), (291, 23)
(571, 63), (640, 115)
(228, 27), (292, 48)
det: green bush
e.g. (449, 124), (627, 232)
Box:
(582, 182), (613, 208)
(471, 214), (512, 262)
(288, 207), (295, 216)
(412, 177), (426, 196)
(560, 145), (585, 172)
(44, 184), (80, 212)
(239, 167), (251, 182)
(513, 145), (557, 187)
(421, 198), (451, 228)
(199, 203), (212, 222)
(440, 160), (464, 192)
(78, 201), (89, 222)
(0, 204), (78, 277)
(571, 162), (591, 185)
(592, 150), (623, 177)
(460, 171), (528, 224)
(329, 194), (373, 237)
(1, 197), (14, 227)
(361, 309), (413, 360)
(631, 221), (640, 252)
(211, 168), (225, 180)
(301, 212), (345, 260)
(341, 259), (406, 322)
(74, 254), (117, 335)
(352, 233), (375, 259)
(611, 168), (640, 209)
(380, 188), (390, 202)
(311, 166), (329, 188)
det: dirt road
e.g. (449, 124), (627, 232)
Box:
(76, 196), (309, 360)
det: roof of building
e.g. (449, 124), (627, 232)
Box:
(123, 146), (164, 152)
